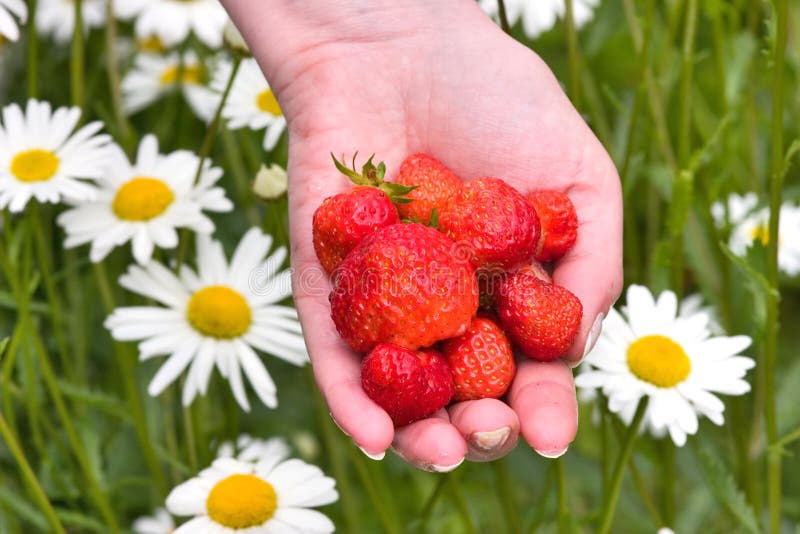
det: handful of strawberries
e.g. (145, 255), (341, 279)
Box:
(312, 153), (582, 427)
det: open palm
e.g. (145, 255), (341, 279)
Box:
(224, 0), (622, 468)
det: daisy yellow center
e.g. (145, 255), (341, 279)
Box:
(186, 285), (252, 339)
(206, 474), (277, 529)
(137, 35), (166, 53)
(10, 149), (60, 182)
(256, 89), (282, 116)
(749, 224), (769, 246)
(626, 335), (691, 388)
(160, 64), (205, 86)
(112, 177), (175, 221)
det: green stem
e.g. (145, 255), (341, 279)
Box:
(70, 0), (84, 109)
(345, 444), (401, 534)
(182, 401), (199, 473)
(660, 440), (675, 526)
(29, 204), (71, 378)
(417, 474), (448, 531)
(492, 459), (522, 534)
(563, 0), (581, 110)
(174, 57), (242, 270)
(555, 456), (569, 534)
(0, 411), (67, 534)
(92, 262), (168, 496)
(496, 0), (511, 34)
(765, 1), (788, 532)
(629, 455), (663, 526)
(671, 0), (697, 296)
(103, 0), (133, 151)
(28, 322), (120, 532)
(445, 471), (479, 534)
(597, 397), (649, 534)
(26, 0), (38, 98)
(306, 371), (360, 532)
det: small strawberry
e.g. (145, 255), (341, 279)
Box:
(527, 190), (578, 262)
(361, 343), (454, 427)
(439, 177), (540, 270)
(312, 154), (415, 274)
(477, 261), (550, 310)
(441, 316), (516, 401)
(497, 269), (582, 361)
(395, 153), (462, 224)
(330, 223), (478, 353)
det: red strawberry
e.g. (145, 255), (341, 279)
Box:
(330, 223), (478, 353)
(395, 153), (462, 224)
(477, 261), (550, 310)
(439, 177), (540, 270)
(312, 154), (415, 274)
(497, 269), (582, 361)
(527, 190), (578, 262)
(441, 316), (516, 401)
(362, 343), (454, 427)
(313, 187), (400, 273)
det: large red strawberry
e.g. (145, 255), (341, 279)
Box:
(527, 190), (578, 262)
(312, 154), (415, 274)
(497, 269), (582, 361)
(330, 223), (478, 353)
(438, 177), (540, 270)
(362, 343), (454, 427)
(394, 153), (462, 224)
(441, 316), (516, 401)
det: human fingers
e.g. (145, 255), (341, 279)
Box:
(508, 359), (578, 458)
(447, 398), (520, 462)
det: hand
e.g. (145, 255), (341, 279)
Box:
(222, 0), (622, 468)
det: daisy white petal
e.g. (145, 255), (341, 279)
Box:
(58, 134), (231, 265)
(577, 285), (755, 446)
(0, 99), (111, 212)
(36, 0), (104, 44)
(167, 456), (337, 533)
(479, 0), (599, 39)
(132, 508), (175, 534)
(107, 228), (306, 409)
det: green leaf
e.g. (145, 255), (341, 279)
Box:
(720, 241), (776, 332)
(0, 337), (9, 365)
(56, 509), (109, 533)
(56, 380), (132, 422)
(0, 486), (48, 531)
(330, 152), (370, 186)
(694, 443), (761, 534)
(668, 169), (694, 238)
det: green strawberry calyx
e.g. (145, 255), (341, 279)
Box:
(331, 152), (417, 204)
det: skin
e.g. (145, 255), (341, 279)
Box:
(221, 0), (623, 468)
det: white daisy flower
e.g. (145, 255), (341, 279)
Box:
(252, 163), (287, 200)
(113, 0), (152, 21)
(710, 192), (758, 228)
(122, 52), (217, 122)
(57, 134), (232, 265)
(132, 0), (227, 49)
(0, 99), (112, 213)
(0, 0), (27, 42)
(210, 58), (286, 151)
(217, 434), (291, 465)
(166, 456), (337, 534)
(575, 285), (755, 447)
(479, 0), (600, 39)
(105, 228), (309, 410)
(728, 204), (800, 277)
(36, 0), (105, 44)
(132, 508), (175, 534)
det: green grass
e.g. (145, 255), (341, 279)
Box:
(1, 0), (800, 532)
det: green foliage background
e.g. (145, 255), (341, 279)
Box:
(1, 0), (800, 532)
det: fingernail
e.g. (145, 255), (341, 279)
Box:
(358, 445), (385, 461)
(582, 313), (605, 359)
(469, 426), (511, 452)
(535, 445), (569, 459)
(431, 457), (464, 472)
(329, 413), (350, 437)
